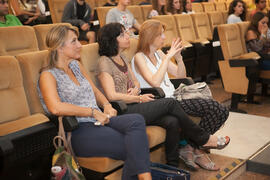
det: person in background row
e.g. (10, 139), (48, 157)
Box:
(250, 0), (267, 17)
(0, 0), (22, 27)
(181, 0), (194, 14)
(38, 25), (152, 180)
(227, 0), (246, 24)
(167, 0), (182, 15)
(62, 0), (96, 43)
(246, 12), (270, 70)
(148, 0), (168, 18)
(106, 0), (141, 35)
(37, 0), (52, 24)
(9, 0), (47, 25)
(104, 0), (117, 6)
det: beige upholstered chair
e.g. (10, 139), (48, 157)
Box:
(95, 0), (108, 7)
(33, 23), (75, 50)
(192, 3), (204, 13)
(127, 5), (145, 25)
(0, 56), (55, 177)
(202, 2), (216, 12)
(48, 0), (68, 23)
(96, 6), (114, 27)
(218, 23), (261, 112)
(191, 13), (212, 40)
(0, 26), (39, 56)
(141, 5), (152, 20)
(152, 15), (179, 47)
(207, 11), (225, 32)
(222, 11), (228, 23)
(214, 2), (227, 11)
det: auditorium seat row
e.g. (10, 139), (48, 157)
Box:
(218, 22), (270, 112)
(0, 38), (168, 179)
(0, 23), (76, 56)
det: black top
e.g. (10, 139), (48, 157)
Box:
(76, 2), (86, 19)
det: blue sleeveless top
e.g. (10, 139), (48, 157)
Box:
(37, 60), (100, 123)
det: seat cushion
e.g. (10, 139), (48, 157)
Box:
(0, 113), (49, 136)
(77, 125), (166, 172)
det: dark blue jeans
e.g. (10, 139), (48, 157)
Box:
(71, 114), (150, 180)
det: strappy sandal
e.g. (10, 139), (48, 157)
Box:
(200, 136), (230, 150)
(194, 154), (220, 171)
(179, 148), (199, 171)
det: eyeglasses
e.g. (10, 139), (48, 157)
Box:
(0, 0), (8, 4)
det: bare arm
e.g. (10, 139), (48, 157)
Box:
(133, 21), (141, 31)
(10, 0), (36, 16)
(134, 38), (183, 87)
(158, 50), (187, 78)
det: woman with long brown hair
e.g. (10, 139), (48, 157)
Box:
(227, 0), (246, 24)
(167, 0), (182, 15)
(148, 0), (168, 18)
(132, 20), (230, 171)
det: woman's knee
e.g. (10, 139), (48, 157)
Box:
(127, 114), (146, 129)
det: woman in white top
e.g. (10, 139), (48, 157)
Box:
(227, 0), (247, 24)
(148, 0), (168, 18)
(181, 0), (194, 14)
(132, 20), (230, 171)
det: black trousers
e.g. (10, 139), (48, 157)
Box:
(125, 98), (210, 166)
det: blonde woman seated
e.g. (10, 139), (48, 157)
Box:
(97, 22), (230, 170)
(132, 20), (230, 171)
(38, 25), (152, 180)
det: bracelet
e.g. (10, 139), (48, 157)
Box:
(139, 95), (143, 103)
(261, 34), (266, 39)
(91, 108), (95, 117)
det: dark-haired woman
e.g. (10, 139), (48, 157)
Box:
(167, 0), (182, 15)
(246, 12), (270, 70)
(96, 22), (230, 169)
(38, 25), (152, 180)
(181, 0), (194, 14)
(227, 0), (246, 24)
(148, 0), (168, 18)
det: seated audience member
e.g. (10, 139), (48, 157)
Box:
(38, 25), (152, 180)
(37, 0), (52, 24)
(181, 0), (194, 14)
(104, 0), (117, 6)
(167, 0), (182, 15)
(139, 0), (151, 5)
(106, 0), (140, 35)
(132, 20), (230, 170)
(62, 0), (95, 43)
(9, 0), (47, 25)
(251, 0), (267, 17)
(0, 0), (22, 27)
(227, 0), (246, 24)
(148, 0), (168, 18)
(246, 12), (270, 70)
(97, 22), (230, 169)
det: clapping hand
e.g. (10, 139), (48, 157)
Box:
(167, 38), (183, 60)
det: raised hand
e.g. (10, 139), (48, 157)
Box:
(167, 38), (183, 60)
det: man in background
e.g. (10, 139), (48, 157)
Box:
(0, 0), (22, 27)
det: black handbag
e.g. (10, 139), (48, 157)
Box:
(151, 163), (190, 180)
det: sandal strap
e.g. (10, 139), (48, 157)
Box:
(217, 136), (226, 146)
(194, 153), (217, 170)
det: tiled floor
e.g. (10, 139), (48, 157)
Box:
(107, 78), (270, 180)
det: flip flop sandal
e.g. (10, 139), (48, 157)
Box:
(179, 148), (199, 171)
(194, 154), (220, 171)
(200, 136), (230, 150)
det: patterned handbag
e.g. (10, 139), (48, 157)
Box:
(151, 162), (190, 180)
(51, 116), (86, 180)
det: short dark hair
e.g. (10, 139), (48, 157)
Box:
(255, 0), (260, 4)
(98, 23), (125, 57)
(228, 0), (247, 21)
